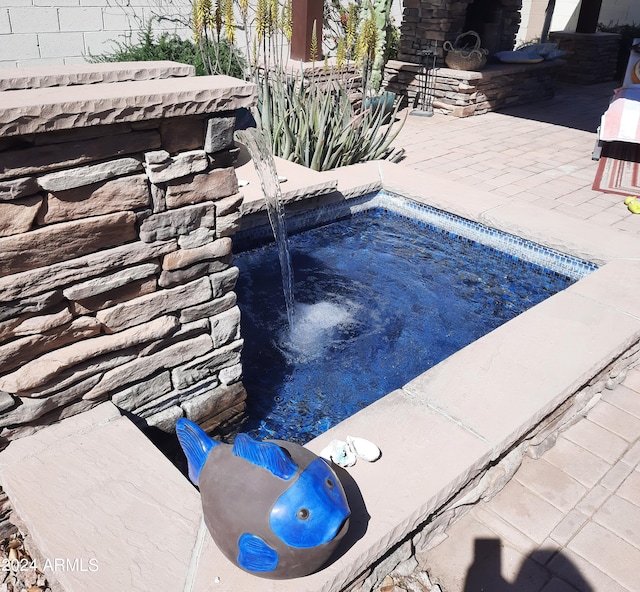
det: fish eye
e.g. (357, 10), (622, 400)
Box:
(326, 478), (334, 489)
(297, 508), (310, 521)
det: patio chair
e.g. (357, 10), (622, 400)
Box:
(592, 39), (640, 160)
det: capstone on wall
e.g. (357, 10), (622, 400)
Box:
(0, 63), (256, 449)
(0, 0), (192, 69)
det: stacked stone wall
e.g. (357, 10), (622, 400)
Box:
(385, 59), (561, 116)
(548, 32), (620, 85)
(398, 0), (522, 64)
(0, 65), (256, 450)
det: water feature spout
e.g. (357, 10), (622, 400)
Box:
(236, 128), (296, 326)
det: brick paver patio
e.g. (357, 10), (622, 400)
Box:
(419, 367), (640, 592)
(395, 81), (640, 235)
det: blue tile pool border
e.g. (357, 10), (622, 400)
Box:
(236, 190), (599, 281)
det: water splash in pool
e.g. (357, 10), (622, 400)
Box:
(278, 300), (357, 363)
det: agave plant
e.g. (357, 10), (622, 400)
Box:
(253, 69), (405, 171)
(186, 0), (405, 171)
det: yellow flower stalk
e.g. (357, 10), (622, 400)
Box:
(358, 13), (377, 63)
(192, 0), (211, 43)
(310, 19), (318, 62)
(337, 37), (347, 68)
(257, 0), (268, 41)
(223, 0), (234, 43)
(282, 0), (293, 41)
(347, 3), (358, 54)
(239, 0), (248, 21)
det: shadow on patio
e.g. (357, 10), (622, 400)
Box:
(462, 538), (593, 591)
(497, 80), (619, 133)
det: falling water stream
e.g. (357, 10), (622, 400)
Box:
(235, 128), (295, 326)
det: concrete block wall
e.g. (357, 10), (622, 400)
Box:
(0, 0), (192, 69)
(0, 63), (257, 452)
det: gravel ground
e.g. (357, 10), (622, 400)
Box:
(375, 570), (441, 592)
(0, 532), (51, 592)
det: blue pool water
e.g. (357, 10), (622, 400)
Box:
(234, 204), (580, 444)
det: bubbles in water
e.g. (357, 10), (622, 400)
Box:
(278, 300), (356, 362)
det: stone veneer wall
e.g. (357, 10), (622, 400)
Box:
(398, 0), (523, 64)
(385, 59), (562, 116)
(548, 32), (620, 85)
(0, 63), (256, 455)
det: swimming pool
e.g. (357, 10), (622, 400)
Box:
(233, 191), (597, 443)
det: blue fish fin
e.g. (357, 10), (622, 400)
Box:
(237, 533), (279, 573)
(175, 418), (220, 486)
(232, 433), (297, 480)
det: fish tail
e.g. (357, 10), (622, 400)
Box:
(176, 418), (219, 486)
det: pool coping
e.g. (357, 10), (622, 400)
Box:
(1, 160), (639, 592)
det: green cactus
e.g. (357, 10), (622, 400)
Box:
(368, 0), (393, 92)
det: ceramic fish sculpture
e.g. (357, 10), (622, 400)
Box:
(176, 418), (351, 579)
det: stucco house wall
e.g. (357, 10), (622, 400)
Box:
(518, 0), (640, 44)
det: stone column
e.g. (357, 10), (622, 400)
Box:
(0, 63), (257, 445)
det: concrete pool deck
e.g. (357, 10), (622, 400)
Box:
(0, 81), (639, 592)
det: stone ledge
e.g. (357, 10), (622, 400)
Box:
(0, 61), (196, 92)
(0, 75), (257, 136)
(235, 145), (339, 216)
(0, 403), (202, 592)
(386, 59), (564, 81)
(385, 59), (564, 116)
